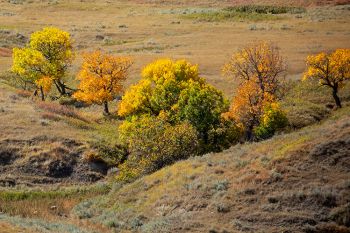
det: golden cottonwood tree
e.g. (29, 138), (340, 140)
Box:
(12, 27), (74, 97)
(12, 47), (46, 100)
(303, 49), (350, 108)
(30, 27), (74, 95)
(73, 50), (133, 114)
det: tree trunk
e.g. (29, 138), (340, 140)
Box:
(39, 86), (45, 101)
(103, 101), (110, 115)
(245, 123), (254, 141)
(332, 87), (342, 108)
(57, 80), (66, 95)
(54, 80), (67, 96)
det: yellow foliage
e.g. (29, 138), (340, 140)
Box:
(118, 58), (202, 117)
(304, 49), (350, 86)
(73, 50), (132, 109)
(141, 58), (200, 84)
(12, 27), (74, 96)
(12, 48), (45, 80)
(303, 49), (350, 107)
(29, 27), (74, 79)
(118, 79), (153, 117)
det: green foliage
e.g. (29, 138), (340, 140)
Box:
(254, 103), (288, 140)
(225, 5), (306, 14)
(182, 5), (305, 22)
(176, 82), (240, 152)
(206, 118), (243, 152)
(176, 81), (228, 136)
(117, 115), (199, 182)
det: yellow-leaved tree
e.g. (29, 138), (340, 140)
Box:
(303, 49), (350, 108)
(12, 27), (74, 98)
(73, 50), (133, 115)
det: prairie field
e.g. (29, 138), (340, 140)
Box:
(1, 0), (350, 95)
(0, 0), (350, 233)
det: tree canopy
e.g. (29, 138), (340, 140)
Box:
(73, 50), (133, 114)
(303, 49), (350, 108)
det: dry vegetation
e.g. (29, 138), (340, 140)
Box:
(0, 0), (349, 232)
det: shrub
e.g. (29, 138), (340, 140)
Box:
(254, 103), (288, 140)
(117, 115), (199, 181)
(206, 118), (242, 152)
(89, 140), (128, 166)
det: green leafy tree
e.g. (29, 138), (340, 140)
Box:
(118, 59), (238, 153)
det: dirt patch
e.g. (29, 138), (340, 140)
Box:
(0, 136), (108, 186)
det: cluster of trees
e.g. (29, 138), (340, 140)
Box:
(11, 27), (350, 181)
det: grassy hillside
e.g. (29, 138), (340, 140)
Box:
(67, 106), (349, 233)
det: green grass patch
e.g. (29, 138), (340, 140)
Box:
(181, 5), (305, 22)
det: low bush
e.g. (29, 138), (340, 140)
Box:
(254, 103), (288, 140)
(89, 140), (128, 166)
(0, 71), (35, 90)
(206, 118), (242, 152)
(117, 115), (199, 182)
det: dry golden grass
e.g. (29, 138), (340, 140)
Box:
(0, 221), (37, 233)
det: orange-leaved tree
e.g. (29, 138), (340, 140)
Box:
(223, 80), (274, 140)
(223, 41), (286, 97)
(223, 42), (287, 140)
(303, 49), (350, 108)
(73, 51), (133, 114)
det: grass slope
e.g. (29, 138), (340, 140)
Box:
(72, 107), (350, 233)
